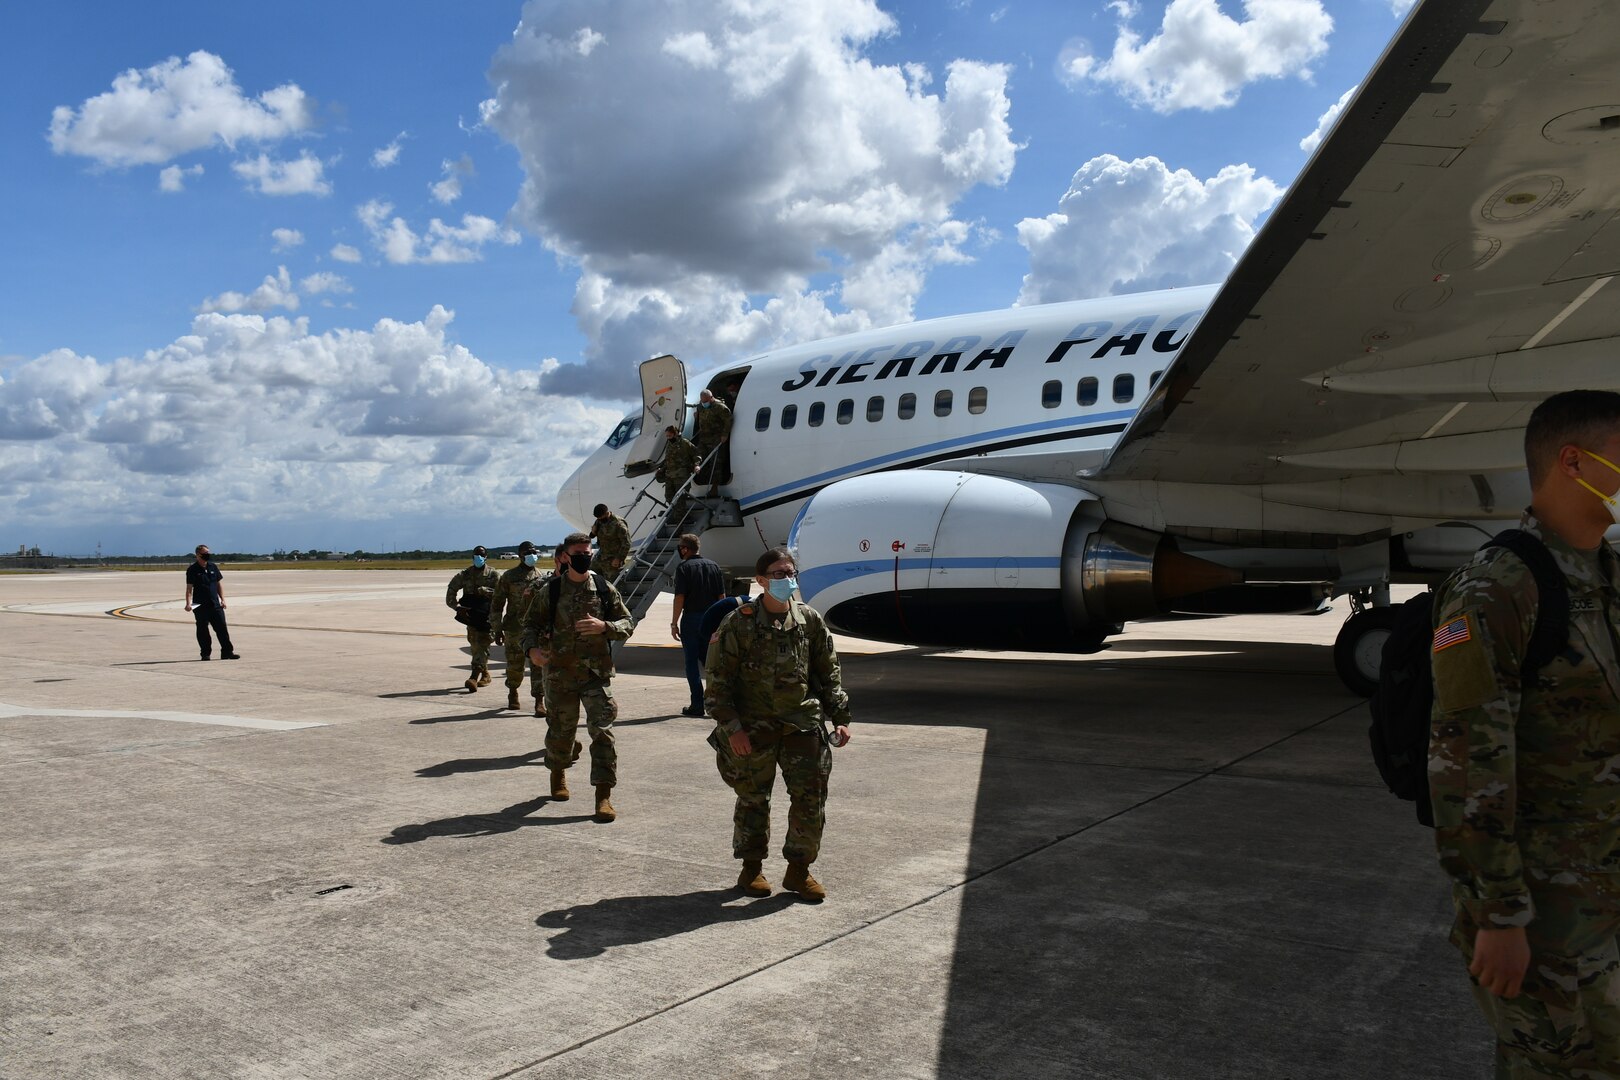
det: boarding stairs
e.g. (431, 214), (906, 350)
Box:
(609, 446), (740, 629)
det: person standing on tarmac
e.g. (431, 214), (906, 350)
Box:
(446, 545), (500, 692)
(523, 533), (635, 822)
(184, 544), (239, 661)
(590, 504), (632, 582)
(489, 540), (546, 715)
(1429, 389), (1620, 1076)
(705, 547), (852, 902)
(669, 533), (726, 718)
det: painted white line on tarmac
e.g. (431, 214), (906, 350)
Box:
(0, 701), (327, 731)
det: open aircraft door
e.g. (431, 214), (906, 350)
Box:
(623, 354), (686, 477)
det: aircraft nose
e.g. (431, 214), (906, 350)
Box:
(557, 465), (586, 531)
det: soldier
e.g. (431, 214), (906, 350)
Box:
(655, 424), (700, 505)
(705, 547), (852, 902)
(524, 532), (635, 822)
(490, 540), (546, 715)
(693, 388), (732, 496)
(590, 503), (632, 581)
(446, 545), (500, 692)
(1429, 389), (1620, 1076)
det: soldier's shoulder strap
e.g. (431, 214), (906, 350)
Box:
(1481, 529), (1570, 678)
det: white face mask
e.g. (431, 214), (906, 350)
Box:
(1576, 448), (1620, 526)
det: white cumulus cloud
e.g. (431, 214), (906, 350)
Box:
(1300, 84), (1355, 153)
(232, 151), (332, 196)
(197, 266), (300, 314)
(430, 155), (475, 205)
(158, 164), (204, 192)
(372, 132), (406, 168)
(1015, 154), (1282, 304)
(299, 272), (352, 296)
(485, 0), (1018, 396)
(357, 200), (520, 265)
(1065, 0), (1333, 113)
(330, 243), (362, 263)
(271, 227), (305, 251)
(48, 51), (313, 167)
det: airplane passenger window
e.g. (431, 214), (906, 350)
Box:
(898, 393), (916, 420)
(781, 404), (797, 430)
(809, 401), (825, 427)
(934, 389), (952, 417)
(969, 386), (988, 414)
(837, 399), (854, 425)
(755, 407), (771, 431)
(1150, 370), (1162, 387)
(1041, 380), (1061, 409)
(867, 396), (884, 421)
(1114, 374), (1134, 403)
(1078, 377), (1098, 407)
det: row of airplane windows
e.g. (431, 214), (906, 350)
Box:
(753, 371), (1162, 431)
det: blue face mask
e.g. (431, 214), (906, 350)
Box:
(523, 553), (538, 567)
(767, 576), (799, 602)
(472, 555), (486, 568)
(700, 401), (712, 409)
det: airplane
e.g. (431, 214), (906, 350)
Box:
(557, 0), (1620, 696)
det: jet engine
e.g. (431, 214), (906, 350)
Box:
(788, 471), (1240, 651)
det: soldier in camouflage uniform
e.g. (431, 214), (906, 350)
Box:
(590, 503), (632, 581)
(693, 388), (732, 495)
(1429, 390), (1620, 1077)
(446, 545), (500, 692)
(705, 547), (852, 901)
(490, 540), (546, 715)
(524, 532), (635, 822)
(655, 425), (700, 505)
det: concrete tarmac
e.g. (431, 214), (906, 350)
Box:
(1, 570), (1488, 1078)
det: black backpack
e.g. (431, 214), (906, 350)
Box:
(1368, 529), (1570, 826)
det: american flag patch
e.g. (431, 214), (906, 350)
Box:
(1432, 616), (1472, 652)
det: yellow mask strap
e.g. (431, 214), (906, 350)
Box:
(1577, 477), (1618, 506)
(1583, 447), (1620, 476)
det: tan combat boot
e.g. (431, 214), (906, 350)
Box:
(737, 860), (771, 897)
(782, 861), (826, 902)
(463, 675), (478, 692)
(549, 768), (570, 800)
(476, 668), (492, 687)
(507, 688), (520, 711)
(534, 698), (546, 718)
(594, 785), (616, 822)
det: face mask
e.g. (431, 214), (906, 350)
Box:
(523, 553), (538, 567)
(472, 555), (486, 568)
(198, 552), (210, 562)
(569, 551), (593, 574)
(1577, 448), (1620, 525)
(700, 401), (712, 409)
(767, 576), (799, 602)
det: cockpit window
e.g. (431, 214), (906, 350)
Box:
(605, 415), (642, 449)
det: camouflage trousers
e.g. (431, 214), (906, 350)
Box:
(465, 626), (493, 673)
(1454, 870), (1620, 1077)
(543, 671), (617, 787)
(500, 637), (542, 699)
(663, 477), (689, 504)
(714, 722), (831, 864)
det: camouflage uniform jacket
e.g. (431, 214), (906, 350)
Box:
(520, 571), (634, 680)
(591, 513), (632, 567)
(446, 564), (500, 608)
(656, 435), (700, 484)
(1429, 511), (1620, 931)
(705, 598), (852, 737)
(489, 563), (543, 631)
(694, 400), (732, 447)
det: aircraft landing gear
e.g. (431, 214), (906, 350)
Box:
(1333, 588), (1395, 697)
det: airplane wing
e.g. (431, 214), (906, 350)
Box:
(1094, 0), (1620, 535)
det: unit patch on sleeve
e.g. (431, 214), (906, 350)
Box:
(1432, 615), (1473, 653)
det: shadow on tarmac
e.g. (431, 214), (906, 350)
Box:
(535, 889), (798, 959)
(382, 798), (596, 843)
(408, 708), (510, 725)
(416, 749), (546, 777)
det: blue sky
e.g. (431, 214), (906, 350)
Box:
(1, 0), (1413, 555)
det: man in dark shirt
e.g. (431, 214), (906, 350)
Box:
(670, 533), (726, 717)
(184, 544), (239, 661)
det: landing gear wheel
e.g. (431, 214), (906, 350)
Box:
(1333, 606), (1397, 697)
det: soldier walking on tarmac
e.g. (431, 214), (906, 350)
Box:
(489, 540), (546, 714)
(446, 545), (500, 692)
(706, 547), (852, 901)
(523, 532), (635, 822)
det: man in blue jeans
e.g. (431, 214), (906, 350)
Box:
(184, 544), (239, 661)
(669, 533), (726, 717)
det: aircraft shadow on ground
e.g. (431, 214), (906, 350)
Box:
(381, 798), (596, 844)
(416, 750), (546, 777)
(534, 889), (797, 959)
